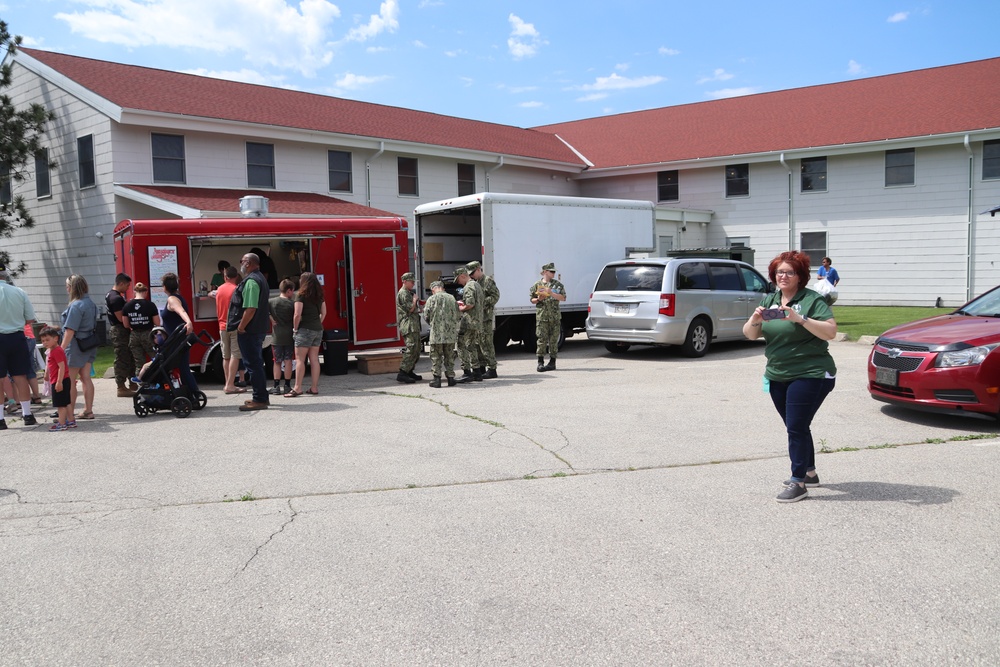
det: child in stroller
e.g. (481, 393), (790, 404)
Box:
(132, 325), (208, 418)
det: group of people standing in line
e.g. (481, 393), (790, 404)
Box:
(396, 260), (566, 387)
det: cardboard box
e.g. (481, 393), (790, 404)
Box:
(423, 242), (444, 262)
(356, 351), (402, 375)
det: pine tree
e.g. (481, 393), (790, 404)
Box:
(0, 20), (56, 275)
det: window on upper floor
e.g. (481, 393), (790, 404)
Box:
(457, 163), (475, 196)
(35, 149), (51, 198)
(885, 148), (914, 187)
(725, 163), (749, 197)
(328, 150), (353, 192)
(398, 157), (418, 196)
(801, 157), (827, 192)
(78, 135), (95, 189)
(152, 133), (186, 184)
(0, 163), (10, 205)
(984, 140), (1000, 180)
(657, 170), (679, 202)
(247, 142), (275, 189)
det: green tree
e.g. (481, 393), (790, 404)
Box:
(0, 20), (55, 275)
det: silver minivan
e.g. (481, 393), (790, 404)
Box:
(586, 257), (772, 357)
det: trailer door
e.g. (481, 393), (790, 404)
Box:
(346, 234), (400, 345)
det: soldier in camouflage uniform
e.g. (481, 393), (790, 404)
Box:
(466, 261), (500, 379)
(422, 281), (459, 387)
(454, 265), (483, 383)
(395, 272), (422, 384)
(529, 262), (566, 372)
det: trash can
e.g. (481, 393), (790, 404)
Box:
(322, 329), (349, 376)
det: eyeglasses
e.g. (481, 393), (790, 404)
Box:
(775, 271), (797, 277)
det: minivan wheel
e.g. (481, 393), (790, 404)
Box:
(604, 341), (631, 354)
(681, 318), (711, 357)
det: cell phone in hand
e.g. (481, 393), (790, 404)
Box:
(760, 307), (787, 321)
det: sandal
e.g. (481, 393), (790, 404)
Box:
(306, 389), (319, 395)
(31, 397), (43, 405)
(283, 389), (302, 398)
(76, 410), (95, 420)
(224, 388), (247, 394)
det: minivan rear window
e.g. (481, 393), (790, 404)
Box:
(594, 264), (665, 291)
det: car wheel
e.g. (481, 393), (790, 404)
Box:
(604, 341), (631, 354)
(681, 318), (711, 358)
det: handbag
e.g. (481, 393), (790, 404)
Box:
(75, 332), (100, 351)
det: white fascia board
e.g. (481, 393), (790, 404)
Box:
(120, 109), (586, 172)
(115, 184), (200, 218)
(574, 128), (1000, 179)
(13, 51), (123, 122)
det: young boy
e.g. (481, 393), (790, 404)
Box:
(40, 327), (74, 431)
(268, 279), (296, 395)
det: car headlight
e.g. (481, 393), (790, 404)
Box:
(936, 344), (999, 368)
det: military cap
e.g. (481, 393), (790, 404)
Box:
(401, 272), (416, 281)
(542, 262), (556, 272)
(465, 261), (481, 272)
(454, 266), (469, 276)
(429, 280), (444, 290)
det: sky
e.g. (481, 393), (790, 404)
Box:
(3, 0), (1000, 128)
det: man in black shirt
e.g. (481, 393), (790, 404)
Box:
(122, 283), (161, 377)
(106, 273), (134, 397)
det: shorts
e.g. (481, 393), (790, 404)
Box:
(272, 344), (294, 362)
(0, 331), (33, 377)
(26, 337), (40, 373)
(293, 328), (323, 348)
(66, 337), (98, 369)
(221, 329), (241, 360)
(51, 377), (71, 408)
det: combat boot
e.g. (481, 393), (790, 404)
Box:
(457, 369), (476, 384)
(544, 357), (556, 372)
(408, 370), (424, 381)
(117, 384), (135, 397)
(447, 376), (458, 387)
(473, 368), (484, 382)
(537, 356), (546, 372)
(483, 368), (498, 379)
(396, 371), (416, 384)
(428, 375), (442, 388)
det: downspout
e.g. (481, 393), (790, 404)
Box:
(964, 134), (975, 301)
(366, 141), (385, 209)
(779, 153), (794, 249)
(485, 156), (504, 192)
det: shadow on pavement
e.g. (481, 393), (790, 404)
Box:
(816, 481), (960, 505)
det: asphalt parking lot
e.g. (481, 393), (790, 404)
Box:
(1, 336), (998, 666)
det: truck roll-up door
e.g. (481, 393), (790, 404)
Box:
(346, 234), (401, 345)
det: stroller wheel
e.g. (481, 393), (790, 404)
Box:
(135, 403), (150, 418)
(193, 390), (208, 410)
(171, 396), (193, 418)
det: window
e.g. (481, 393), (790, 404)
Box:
(801, 157), (827, 192)
(594, 264), (665, 291)
(885, 148), (914, 186)
(800, 231), (827, 269)
(725, 163), (749, 197)
(0, 163), (10, 205)
(657, 170), (679, 201)
(677, 262), (710, 290)
(328, 150), (352, 192)
(152, 133), (186, 184)
(984, 140), (1000, 180)
(35, 149), (51, 198)
(709, 264), (742, 291)
(398, 157), (418, 196)
(457, 163), (475, 196)
(740, 267), (768, 293)
(247, 142), (275, 188)
(78, 135), (95, 188)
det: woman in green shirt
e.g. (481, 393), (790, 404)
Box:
(743, 251), (837, 503)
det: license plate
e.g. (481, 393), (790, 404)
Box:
(612, 303), (631, 314)
(875, 367), (899, 386)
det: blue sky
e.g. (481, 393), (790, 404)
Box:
(4, 0), (1000, 128)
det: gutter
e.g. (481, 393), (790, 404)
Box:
(366, 141), (385, 209)
(964, 134), (975, 301)
(779, 153), (794, 249)
(485, 156), (505, 192)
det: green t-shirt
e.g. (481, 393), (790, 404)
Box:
(760, 288), (837, 382)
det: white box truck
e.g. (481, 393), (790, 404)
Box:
(414, 192), (656, 349)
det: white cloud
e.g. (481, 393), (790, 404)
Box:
(658, 46), (680, 56)
(697, 68), (734, 84)
(519, 101), (543, 108)
(574, 72), (665, 92)
(846, 59), (867, 76)
(413, 40), (427, 48)
(418, 0), (443, 6)
(576, 93), (608, 102)
(183, 67), (291, 88)
(335, 72), (390, 90)
(499, 84), (539, 94)
(459, 76), (474, 87)
(615, 63), (629, 72)
(706, 86), (760, 100)
(507, 14), (545, 60)
(345, 0), (400, 42)
(366, 46), (389, 53)
(888, 11), (909, 23)
(444, 49), (465, 58)
(54, 0), (341, 77)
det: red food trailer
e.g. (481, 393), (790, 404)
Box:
(113, 216), (409, 379)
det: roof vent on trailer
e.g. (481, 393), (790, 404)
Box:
(239, 195), (269, 218)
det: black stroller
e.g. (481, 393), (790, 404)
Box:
(132, 324), (209, 418)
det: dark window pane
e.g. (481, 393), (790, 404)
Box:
(677, 262), (710, 290)
(885, 148), (914, 186)
(594, 265), (665, 291)
(709, 264), (741, 291)
(725, 164), (749, 197)
(328, 150), (352, 192)
(78, 135), (95, 188)
(457, 163), (475, 196)
(801, 157), (827, 192)
(1, 164), (10, 204)
(800, 231), (827, 269)
(35, 149), (51, 198)
(248, 165), (275, 188)
(657, 170), (678, 201)
(984, 140), (1000, 180)
(398, 157), (418, 196)
(152, 134), (186, 184)
(247, 142), (275, 188)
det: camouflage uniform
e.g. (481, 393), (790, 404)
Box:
(530, 275), (565, 359)
(476, 272), (500, 371)
(396, 282), (421, 374)
(458, 277), (483, 372)
(423, 285), (460, 381)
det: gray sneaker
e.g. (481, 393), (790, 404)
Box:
(784, 473), (820, 487)
(776, 481), (808, 503)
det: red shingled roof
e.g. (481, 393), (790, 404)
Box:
(121, 185), (400, 217)
(534, 58), (1000, 169)
(22, 48), (582, 166)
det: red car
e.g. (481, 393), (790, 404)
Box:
(868, 285), (1000, 420)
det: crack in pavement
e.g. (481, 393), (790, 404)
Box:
(234, 498), (298, 577)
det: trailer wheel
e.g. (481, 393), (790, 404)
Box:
(681, 318), (711, 358)
(171, 396), (193, 418)
(604, 341), (631, 354)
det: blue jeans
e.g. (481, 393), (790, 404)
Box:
(238, 332), (269, 404)
(768, 377), (835, 481)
